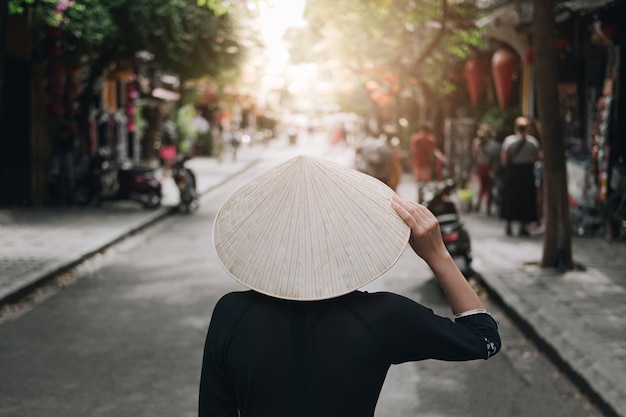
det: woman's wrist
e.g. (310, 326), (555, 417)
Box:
(421, 244), (454, 267)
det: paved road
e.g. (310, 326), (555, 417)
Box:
(0, 138), (607, 417)
(1, 132), (624, 416)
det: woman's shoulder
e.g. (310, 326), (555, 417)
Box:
(526, 135), (540, 147)
(349, 291), (431, 315)
(502, 134), (517, 148)
(214, 291), (258, 313)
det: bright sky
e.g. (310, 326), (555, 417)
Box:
(258, 0), (306, 75)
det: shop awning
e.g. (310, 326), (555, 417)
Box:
(556, 0), (617, 21)
(151, 88), (180, 102)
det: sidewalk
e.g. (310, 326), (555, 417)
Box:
(462, 210), (626, 417)
(1, 153), (625, 417)
(0, 150), (260, 306)
(398, 175), (625, 417)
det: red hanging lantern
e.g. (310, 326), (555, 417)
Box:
(491, 48), (520, 109)
(463, 58), (485, 106)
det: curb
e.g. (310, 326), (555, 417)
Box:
(0, 157), (261, 309)
(0, 207), (174, 307)
(474, 271), (622, 417)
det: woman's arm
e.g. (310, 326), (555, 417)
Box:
(391, 195), (485, 315)
(501, 142), (509, 167)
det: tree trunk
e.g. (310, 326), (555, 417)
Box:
(533, 0), (573, 270)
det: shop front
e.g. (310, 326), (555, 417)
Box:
(555, 0), (625, 237)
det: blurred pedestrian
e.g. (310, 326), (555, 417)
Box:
(228, 130), (241, 162)
(191, 110), (211, 156)
(500, 117), (540, 236)
(387, 135), (404, 192)
(159, 115), (178, 171)
(200, 155), (501, 417)
(331, 123), (347, 145)
(525, 115), (544, 232)
(355, 134), (395, 187)
(471, 124), (499, 215)
(410, 124), (445, 203)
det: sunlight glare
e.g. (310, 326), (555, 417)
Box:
(258, 0), (306, 75)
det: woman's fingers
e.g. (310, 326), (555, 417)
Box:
(391, 195), (419, 228)
(392, 195), (437, 231)
(392, 195), (444, 260)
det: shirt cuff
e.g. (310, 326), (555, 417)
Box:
(454, 309), (498, 324)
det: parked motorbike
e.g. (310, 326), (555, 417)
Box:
(172, 155), (199, 213)
(74, 147), (162, 209)
(421, 179), (473, 276)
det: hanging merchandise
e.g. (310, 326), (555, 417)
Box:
(491, 48), (520, 109)
(597, 94), (612, 204)
(463, 58), (485, 106)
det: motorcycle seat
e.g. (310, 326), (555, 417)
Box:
(120, 166), (158, 175)
(436, 213), (461, 224)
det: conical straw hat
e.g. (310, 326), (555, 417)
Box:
(212, 154), (410, 301)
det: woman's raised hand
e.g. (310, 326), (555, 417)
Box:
(391, 195), (448, 264)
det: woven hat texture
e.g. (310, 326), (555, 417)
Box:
(212, 154), (410, 301)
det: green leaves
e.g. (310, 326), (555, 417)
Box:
(9, 0), (65, 25)
(8, 0), (36, 15)
(196, 0), (230, 16)
(60, 0), (116, 59)
(17, 0), (246, 82)
(292, 0), (485, 98)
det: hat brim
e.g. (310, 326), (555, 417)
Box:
(212, 154), (410, 301)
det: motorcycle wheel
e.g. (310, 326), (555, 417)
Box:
(179, 191), (199, 214)
(179, 199), (190, 214)
(143, 192), (162, 209)
(188, 197), (200, 212)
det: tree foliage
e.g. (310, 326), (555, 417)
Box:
(89, 1), (243, 81)
(2, 0), (250, 157)
(285, 0), (487, 118)
(8, 0), (247, 82)
(8, 0), (62, 26)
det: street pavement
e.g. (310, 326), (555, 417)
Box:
(0, 147), (261, 305)
(1, 140), (625, 417)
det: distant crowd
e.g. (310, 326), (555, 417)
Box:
(352, 116), (543, 237)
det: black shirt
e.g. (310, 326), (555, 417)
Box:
(199, 290), (500, 417)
